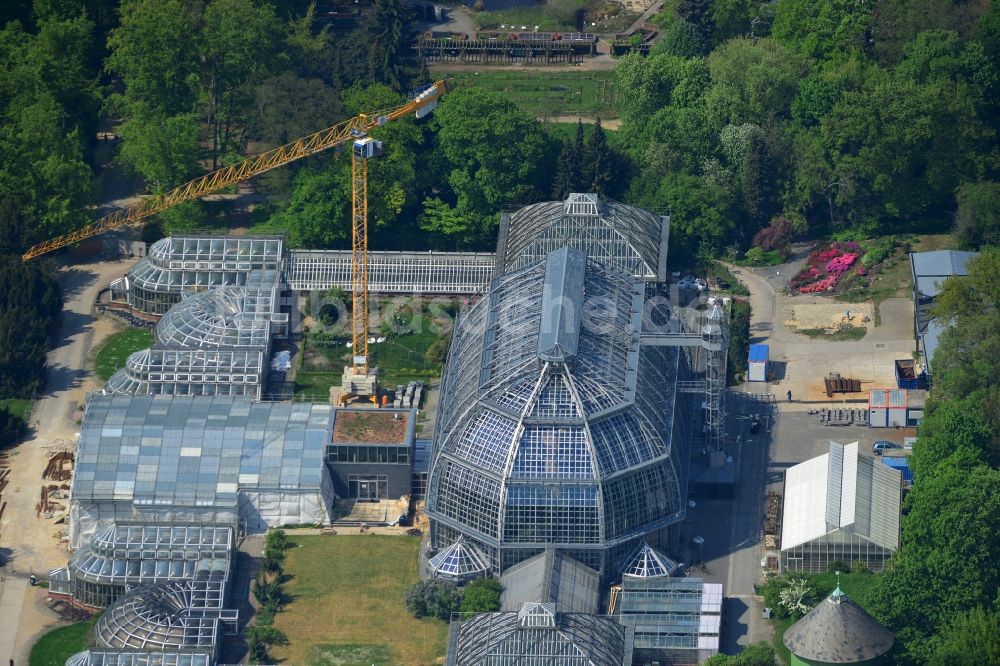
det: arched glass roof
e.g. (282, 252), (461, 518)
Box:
(95, 579), (229, 652)
(452, 604), (625, 666)
(68, 524), (232, 587)
(128, 236), (283, 295)
(155, 287), (273, 348)
(66, 651), (213, 666)
(427, 247), (684, 558)
(500, 193), (667, 281)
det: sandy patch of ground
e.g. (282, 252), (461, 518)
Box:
(782, 299), (873, 331)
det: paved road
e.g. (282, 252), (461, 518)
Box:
(0, 576), (27, 665)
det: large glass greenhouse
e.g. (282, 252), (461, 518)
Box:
(427, 206), (694, 579)
(70, 395), (335, 546)
(49, 523), (232, 609)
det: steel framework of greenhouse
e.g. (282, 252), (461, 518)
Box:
(426, 194), (731, 581)
(49, 523), (233, 609)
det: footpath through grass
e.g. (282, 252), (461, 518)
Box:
(29, 619), (95, 666)
(272, 535), (448, 666)
(94, 328), (153, 381)
(432, 69), (616, 119)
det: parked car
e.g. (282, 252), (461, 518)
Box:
(872, 441), (901, 455)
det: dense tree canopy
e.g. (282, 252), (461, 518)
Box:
(867, 249), (1000, 662)
(0, 199), (62, 399)
(614, 0), (1000, 263)
(0, 14), (98, 238)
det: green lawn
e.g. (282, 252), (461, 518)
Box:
(796, 327), (868, 341)
(432, 69), (617, 119)
(272, 535), (448, 666)
(94, 328), (153, 380)
(308, 644), (392, 666)
(300, 299), (451, 398)
(294, 371), (342, 402)
(475, 0), (585, 31)
(29, 620), (95, 666)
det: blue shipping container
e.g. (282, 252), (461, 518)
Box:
(881, 457), (913, 484)
(748, 344), (769, 382)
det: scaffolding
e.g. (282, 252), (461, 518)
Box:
(70, 395), (335, 546)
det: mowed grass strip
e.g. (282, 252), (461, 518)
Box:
(431, 69), (616, 118)
(29, 619), (95, 666)
(94, 328), (153, 380)
(272, 535), (448, 666)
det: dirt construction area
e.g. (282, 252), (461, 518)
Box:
(0, 257), (137, 664)
(782, 299), (873, 331)
(729, 260), (917, 409)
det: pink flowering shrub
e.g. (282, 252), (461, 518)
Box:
(825, 253), (858, 274)
(800, 276), (837, 293)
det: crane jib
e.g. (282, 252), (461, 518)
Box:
(21, 80), (449, 262)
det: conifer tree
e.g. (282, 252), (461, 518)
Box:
(573, 119), (588, 192)
(552, 139), (577, 199)
(587, 118), (614, 196)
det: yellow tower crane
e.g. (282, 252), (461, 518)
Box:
(22, 80), (450, 405)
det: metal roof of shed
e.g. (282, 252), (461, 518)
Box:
(781, 442), (901, 552)
(910, 250), (978, 297)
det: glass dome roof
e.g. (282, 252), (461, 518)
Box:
(154, 287), (273, 348)
(429, 537), (491, 581)
(427, 246), (684, 567)
(621, 541), (680, 578)
(95, 579), (227, 652)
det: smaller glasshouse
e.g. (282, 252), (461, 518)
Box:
(49, 523), (233, 609)
(105, 270), (287, 400)
(781, 441), (902, 573)
(67, 653), (213, 666)
(612, 541), (722, 666)
(446, 602), (626, 666)
(109, 235), (285, 318)
(93, 578), (237, 656)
